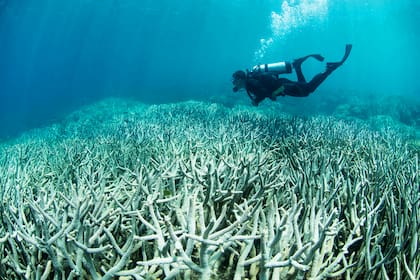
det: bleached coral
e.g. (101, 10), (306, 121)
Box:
(0, 99), (418, 279)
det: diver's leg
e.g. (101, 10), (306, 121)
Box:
(281, 82), (310, 97)
(287, 45), (352, 95)
(305, 72), (330, 93)
(305, 44), (353, 93)
(292, 54), (325, 82)
(293, 60), (306, 83)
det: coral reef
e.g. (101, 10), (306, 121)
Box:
(334, 93), (420, 128)
(0, 99), (418, 279)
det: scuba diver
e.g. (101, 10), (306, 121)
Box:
(232, 44), (352, 106)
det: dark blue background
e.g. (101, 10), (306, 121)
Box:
(0, 0), (419, 139)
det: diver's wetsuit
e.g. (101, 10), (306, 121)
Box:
(245, 44), (352, 106)
(245, 67), (331, 103)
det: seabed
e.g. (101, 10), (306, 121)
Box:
(0, 98), (418, 279)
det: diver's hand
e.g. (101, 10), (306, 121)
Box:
(272, 86), (285, 98)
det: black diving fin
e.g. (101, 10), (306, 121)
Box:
(326, 44), (352, 72)
(340, 44), (352, 64)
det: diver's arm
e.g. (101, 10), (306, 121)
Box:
(247, 79), (269, 106)
(252, 94), (266, 106)
(246, 89), (259, 106)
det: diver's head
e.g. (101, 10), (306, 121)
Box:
(232, 70), (246, 92)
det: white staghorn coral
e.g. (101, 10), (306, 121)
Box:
(0, 99), (418, 279)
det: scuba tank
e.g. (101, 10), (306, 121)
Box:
(252, 61), (292, 74)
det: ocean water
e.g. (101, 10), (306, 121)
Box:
(0, 0), (419, 139)
(0, 1), (419, 279)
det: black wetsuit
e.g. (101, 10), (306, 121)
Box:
(244, 44), (352, 106)
(245, 67), (334, 106)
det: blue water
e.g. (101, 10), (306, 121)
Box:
(0, 0), (419, 139)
